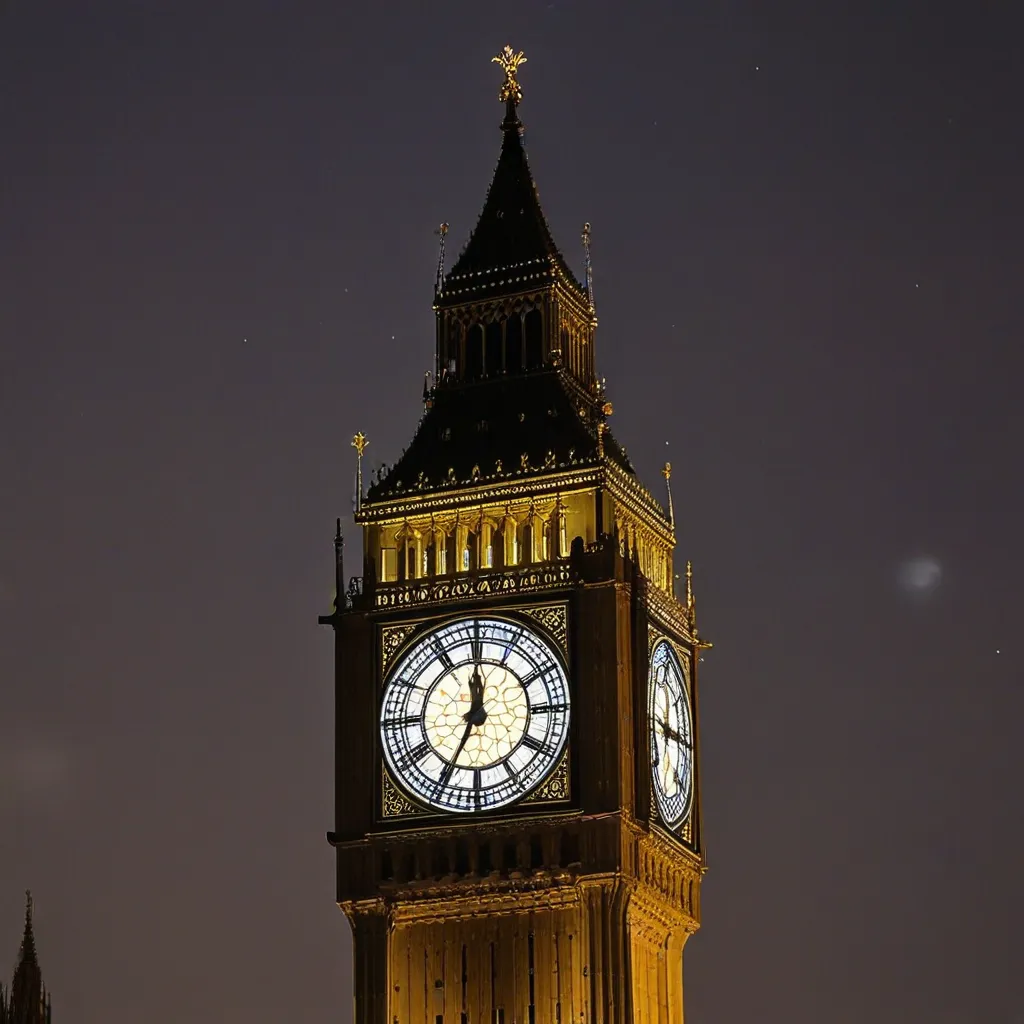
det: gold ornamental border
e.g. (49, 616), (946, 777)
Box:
(379, 602), (569, 677)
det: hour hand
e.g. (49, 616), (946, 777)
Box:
(464, 665), (487, 725)
(656, 717), (684, 745)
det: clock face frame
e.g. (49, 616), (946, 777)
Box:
(380, 615), (570, 814)
(648, 639), (694, 830)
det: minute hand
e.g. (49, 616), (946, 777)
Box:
(656, 717), (685, 745)
(448, 718), (475, 769)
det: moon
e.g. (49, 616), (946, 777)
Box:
(898, 556), (942, 595)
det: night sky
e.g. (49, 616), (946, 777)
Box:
(2, 2), (1022, 1021)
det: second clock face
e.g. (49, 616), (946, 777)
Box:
(380, 616), (570, 814)
(649, 639), (694, 830)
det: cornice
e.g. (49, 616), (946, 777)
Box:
(356, 465), (604, 523)
(604, 465), (674, 542)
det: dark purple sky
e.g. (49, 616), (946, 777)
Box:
(2, 2), (1022, 1021)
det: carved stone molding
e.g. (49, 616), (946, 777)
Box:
(374, 562), (573, 610)
(380, 622), (417, 673)
(381, 767), (424, 820)
(520, 602), (569, 655)
(522, 746), (570, 805)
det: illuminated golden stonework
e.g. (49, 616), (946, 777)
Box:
(521, 746), (570, 804)
(492, 44), (527, 104)
(382, 765), (422, 819)
(520, 602), (569, 655)
(324, 49), (708, 1024)
(380, 622), (417, 673)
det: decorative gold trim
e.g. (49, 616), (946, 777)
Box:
(648, 622), (660, 655)
(521, 745), (570, 805)
(381, 766), (425, 820)
(520, 603), (568, 655)
(380, 622), (417, 673)
(647, 586), (697, 646)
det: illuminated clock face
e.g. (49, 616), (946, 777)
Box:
(649, 640), (693, 829)
(380, 616), (570, 814)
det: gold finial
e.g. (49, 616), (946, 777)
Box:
(351, 432), (368, 512)
(492, 45), (527, 105)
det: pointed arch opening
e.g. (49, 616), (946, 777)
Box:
(524, 309), (543, 370)
(505, 314), (524, 373)
(484, 321), (502, 377)
(465, 323), (484, 380)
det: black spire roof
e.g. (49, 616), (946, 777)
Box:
(365, 370), (633, 504)
(2, 893), (49, 1024)
(437, 96), (587, 307)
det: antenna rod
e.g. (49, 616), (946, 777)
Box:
(434, 222), (449, 294)
(582, 221), (596, 313)
(662, 462), (675, 530)
(334, 518), (344, 612)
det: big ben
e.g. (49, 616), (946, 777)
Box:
(320, 47), (710, 1024)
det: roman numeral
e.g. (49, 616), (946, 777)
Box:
(521, 734), (553, 754)
(529, 702), (568, 715)
(383, 714), (421, 730)
(471, 620), (482, 661)
(431, 639), (454, 670)
(397, 741), (430, 771)
(501, 760), (525, 791)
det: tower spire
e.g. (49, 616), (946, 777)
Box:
(19, 891), (37, 968)
(437, 46), (587, 307)
(8, 890), (47, 1024)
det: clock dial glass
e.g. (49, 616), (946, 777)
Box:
(649, 640), (693, 829)
(380, 616), (570, 813)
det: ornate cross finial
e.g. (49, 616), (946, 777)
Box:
(492, 45), (527, 105)
(351, 432), (368, 512)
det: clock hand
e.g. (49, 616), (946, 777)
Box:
(464, 664), (488, 726)
(449, 716), (475, 769)
(655, 717), (685, 745)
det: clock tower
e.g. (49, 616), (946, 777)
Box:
(320, 48), (710, 1024)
